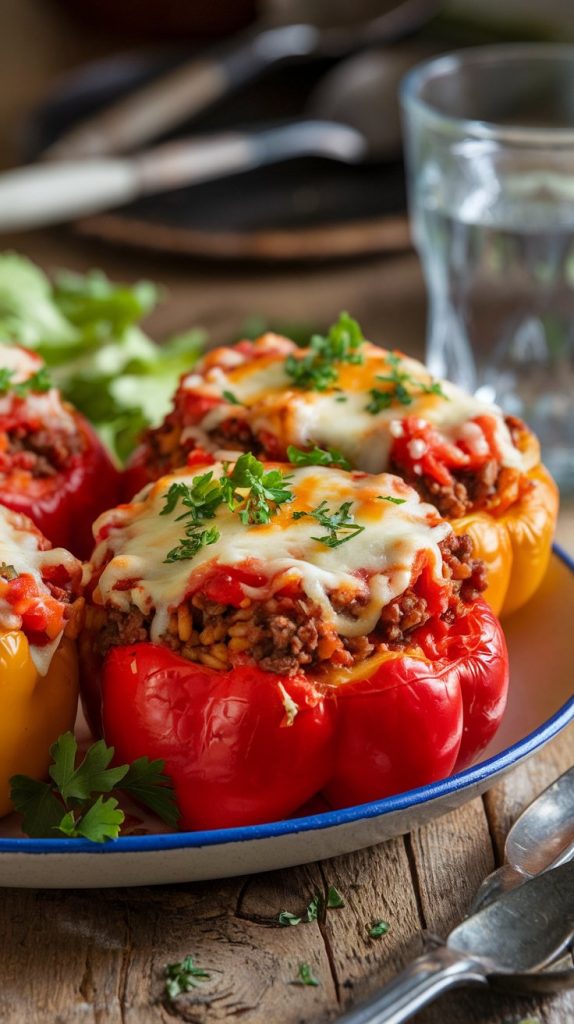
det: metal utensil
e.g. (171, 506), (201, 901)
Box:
(0, 120), (364, 233)
(44, 0), (439, 160)
(472, 764), (574, 913)
(336, 859), (574, 1024)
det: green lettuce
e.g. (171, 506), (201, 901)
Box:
(0, 254), (205, 463)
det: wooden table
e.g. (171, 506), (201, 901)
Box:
(2, 4), (574, 1022)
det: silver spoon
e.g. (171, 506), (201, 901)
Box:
(44, 0), (439, 160)
(471, 764), (574, 914)
(337, 859), (574, 1024)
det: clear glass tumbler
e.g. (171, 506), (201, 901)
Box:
(401, 45), (574, 491)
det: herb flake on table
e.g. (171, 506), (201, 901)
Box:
(369, 920), (390, 939)
(164, 956), (210, 1001)
(278, 911), (302, 927)
(10, 731), (178, 841)
(292, 963), (320, 987)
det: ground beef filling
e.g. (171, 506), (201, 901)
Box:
(0, 425), (84, 477)
(89, 534), (487, 675)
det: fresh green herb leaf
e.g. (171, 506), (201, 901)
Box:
(326, 886), (345, 909)
(377, 495), (407, 505)
(335, 394), (348, 402)
(287, 444), (351, 472)
(306, 894), (322, 923)
(164, 526), (220, 564)
(295, 500), (365, 549)
(222, 389), (243, 406)
(121, 757), (179, 828)
(56, 795), (124, 842)
(278, 911), (302, 927)
(164, 956), (210, 1002)
(366, 352), (448, 414)
(0, 365), (52, 398)
(369, 920), (390, 938)
(285, 312), (364, 392)
(10, 733), (178, 843)
(222, 452), (293, 525)
(49, 733), (129, 801)
(8, 776), (65, 838)
(293, 963), (319, 987)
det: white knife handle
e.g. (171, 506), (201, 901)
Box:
(0, 160), (137, 231)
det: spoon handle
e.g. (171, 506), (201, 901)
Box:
(336, 946), (487, 1024)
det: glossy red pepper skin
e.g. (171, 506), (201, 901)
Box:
(91, 598), (508, 829)
(101, 648), (336, 830)
(1, 413), (119, 559)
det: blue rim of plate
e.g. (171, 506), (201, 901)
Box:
(2, 543), (573, 856)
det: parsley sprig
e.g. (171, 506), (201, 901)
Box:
(287, 444), (351, 472)
(10, 732), (178, 841)
(164, 956), (210, 1002)
(366, 353), (447, 414)
(0, 365), (52, 397)
(293, 500), (365, 549)
(285, 312), (364, 392)
(222, 452), (293, 526)
(161, 454), (294, 562)
(293, 963), (319, 987)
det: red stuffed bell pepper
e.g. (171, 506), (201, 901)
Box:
(0, 346), (119, 558)
(124, 315), (557, 616)
(82, 455), (509, 831)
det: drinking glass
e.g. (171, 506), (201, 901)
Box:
(400, 45), (574, 491)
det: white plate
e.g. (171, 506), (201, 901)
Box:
(1, 547), (572, 888)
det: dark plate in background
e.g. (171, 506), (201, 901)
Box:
(26, 51), (410, 262)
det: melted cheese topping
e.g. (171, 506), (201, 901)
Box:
(180, 337), (537, 474)
(89, 463), (451, 644)
(0, 509), (80, 674)
(0, 345), (76, 434)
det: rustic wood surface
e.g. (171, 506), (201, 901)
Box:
(2, 4), (574, 1023)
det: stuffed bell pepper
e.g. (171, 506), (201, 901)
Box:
(81, 454), (508, 830)
(0, 345), (119, 558)
(125, 316), (558, 616)
(0, 504), (82, 816)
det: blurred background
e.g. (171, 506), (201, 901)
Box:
(1, 0), (574, 535)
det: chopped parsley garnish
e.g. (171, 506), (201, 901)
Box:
(285, 312), (364, 392)
(221, 452), (293, 525)
(294, 500), (365, 549)
(10, 731), (178, 841)
(222, 389), (243, 406)
(164, 956), (210, 1001)
(293, 963), (319, 987)
(366, 352), (448, 414)
(287, 444), (351, 471)
(377, 495), (407, 505)
(278, 911), (302, 927)
(326, 886), (345, 909)
(161, 472), (223, 564)
(368, 920), (390, 939)
(161, 454), (293, 562)
(0, 365), (52, 397)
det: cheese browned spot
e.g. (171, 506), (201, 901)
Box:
(179, 336), (537, 475)
(89, 462), (452, 645)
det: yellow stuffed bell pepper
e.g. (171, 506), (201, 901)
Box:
(453, 429), (559, 617)
(0, 632), (78, 816)
(0, 505), (82, 817)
